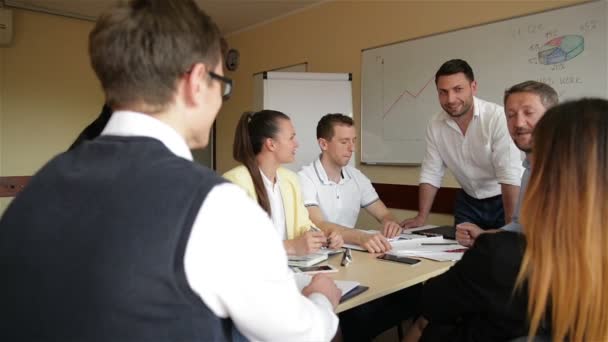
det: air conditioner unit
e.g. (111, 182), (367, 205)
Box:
(0, 8), (13, 46)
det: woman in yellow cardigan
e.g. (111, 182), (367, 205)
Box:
(224, 110), (343, 255)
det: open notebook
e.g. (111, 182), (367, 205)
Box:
(294, 273), (368, 303)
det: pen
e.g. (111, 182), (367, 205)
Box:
(309, 226), (331, 247)
(420, 242), (460, 246)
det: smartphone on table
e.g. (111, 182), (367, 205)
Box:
(377, 254), (421, 265)
(292, 265), (338, 274)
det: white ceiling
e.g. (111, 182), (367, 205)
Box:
(4, 0), (322, 35)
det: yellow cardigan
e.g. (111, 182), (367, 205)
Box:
(223, 165), (312, 240)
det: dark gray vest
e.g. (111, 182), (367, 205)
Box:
(0, 136), (242, 341)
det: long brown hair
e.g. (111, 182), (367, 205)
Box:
(233, 110), (290, 215)
(517, 98), (608, 341)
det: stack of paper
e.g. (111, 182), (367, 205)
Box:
(391, 233), (444, 244)
(343, 229), (444, 251)
(388, 242), (467, 262)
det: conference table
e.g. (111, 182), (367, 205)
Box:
(328, 250), (454, 313)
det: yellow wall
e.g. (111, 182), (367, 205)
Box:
(0, 2), (584, 220)
(220, 0), (582, 227)
(0, 9), (102, 211)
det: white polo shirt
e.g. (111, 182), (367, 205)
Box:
(298, 157), (379, 228)
(420, 96), (523, 199)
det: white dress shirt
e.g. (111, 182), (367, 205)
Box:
(299, 157), (379, 228)
(419, 97), (523, 199)
(101, 111), (338, 342)
(260, 170), (287, 240)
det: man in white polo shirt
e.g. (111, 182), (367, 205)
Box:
(299, 113), (420, 341)
(401, 59), (523, 231)
(299, 113), (402, 253)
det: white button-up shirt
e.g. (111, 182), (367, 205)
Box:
(299, 157), (379, 228)
(419, 97), (523, 199)
(101, 111), (338, 342)
(260, 170), (287, 240)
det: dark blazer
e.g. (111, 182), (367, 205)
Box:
(420, 231), (531, 342)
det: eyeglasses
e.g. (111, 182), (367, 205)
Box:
(208, 71), (233, 101)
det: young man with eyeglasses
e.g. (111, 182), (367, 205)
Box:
(0, 1), (341, 341)
(68, 40), (231, 150)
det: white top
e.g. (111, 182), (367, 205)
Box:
(102, 111), (338, 342)
(419, 97), (523, 199)
(298, 157), (379, 228)
(260, 170), (287, 240)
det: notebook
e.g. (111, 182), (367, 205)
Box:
(294, 273), (366, 303)
(339, 285), (369, 303)
(288, 253), (328, 267)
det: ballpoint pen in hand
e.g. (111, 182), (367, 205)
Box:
(310, 226), (331, 247)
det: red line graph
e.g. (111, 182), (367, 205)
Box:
(382, 77), (434, 119)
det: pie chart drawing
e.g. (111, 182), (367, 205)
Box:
(538, 35), (584, 65)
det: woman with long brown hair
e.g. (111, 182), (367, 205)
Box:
(224, 110), (343, 255)
(517, 98), (608, 341)
(416, 98), (608, 341)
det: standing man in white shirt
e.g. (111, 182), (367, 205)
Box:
(299, 114), (402, 253)
(0, 1), (340, 341)
(401, 59), (523, 230)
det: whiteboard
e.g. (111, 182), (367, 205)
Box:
(260, 72), (354, 172)
(361, 0), (608, 165)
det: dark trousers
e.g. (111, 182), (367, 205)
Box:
(339, 284), (422, 341)
(453, 190), (504, 230)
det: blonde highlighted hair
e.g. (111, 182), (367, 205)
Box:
(517, 98), (608, 341)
